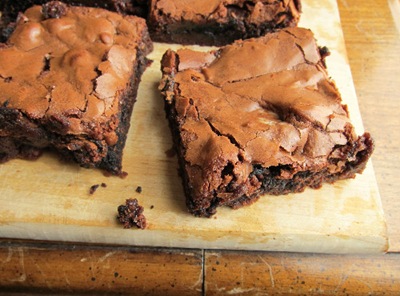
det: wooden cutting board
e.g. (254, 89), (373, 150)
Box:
(0, 0), (388, 254)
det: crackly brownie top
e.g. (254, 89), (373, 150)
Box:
(160, 27), (357, 193)
(0, 2), (150, 143)
(151, 0), (301, 24)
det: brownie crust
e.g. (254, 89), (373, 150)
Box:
(0, 2), (153, 174)
(149, 0), (302, 46)
(160, 27), (374, 217)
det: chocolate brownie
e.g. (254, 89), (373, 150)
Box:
(159, 27), (374, 217)
(148, 0), (302, 46)
(0, 0), (148, 42)
(0, 2), (153, 174)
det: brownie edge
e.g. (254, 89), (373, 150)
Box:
(159, 27), (374, 217)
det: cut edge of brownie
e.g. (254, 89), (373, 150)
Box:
(97, 40), (153, 175)
(159, 29), (374, 217)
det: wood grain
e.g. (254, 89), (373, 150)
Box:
(1, 239), (399, 295)
(0, 240), (203, 295)
(338, 0), (400, 251)
(205, 251), (400, 295)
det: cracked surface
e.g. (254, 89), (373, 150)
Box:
(0, 2), (153, 173)
(149, 0), (302, 46)
(160, 27), (374, 217)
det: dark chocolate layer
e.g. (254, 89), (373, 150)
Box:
(160, 27), (374, 217)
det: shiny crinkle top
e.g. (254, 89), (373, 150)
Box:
(161, 27), (357, 181)
(0, 4), (149, 138)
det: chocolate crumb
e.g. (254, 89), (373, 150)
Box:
(319, 46), (331, 68)
(42, 1), (67, 19)
(117, 198), (147, 229)
(119, 171), (128, 179)
(150, 205), (154, 209)
(89, 184), (100, 195)
(101, 183), (107, 188)
(319, 46), (331, 58)
(136, 186), (142, 193)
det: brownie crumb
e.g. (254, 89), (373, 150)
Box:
(89, 184), (100, 195)
(117, 198), (146, 229)
(89, 182), (107, 194)
(119, 171), (129, 179)
(42, 1), (67, 19)
(135, 186), (142, 193)
(319, 46), (331, 58)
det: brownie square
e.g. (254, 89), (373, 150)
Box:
(149, 0), (302, 46)
(159, 27), (374, 217)
(0, 2), (153, 175)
